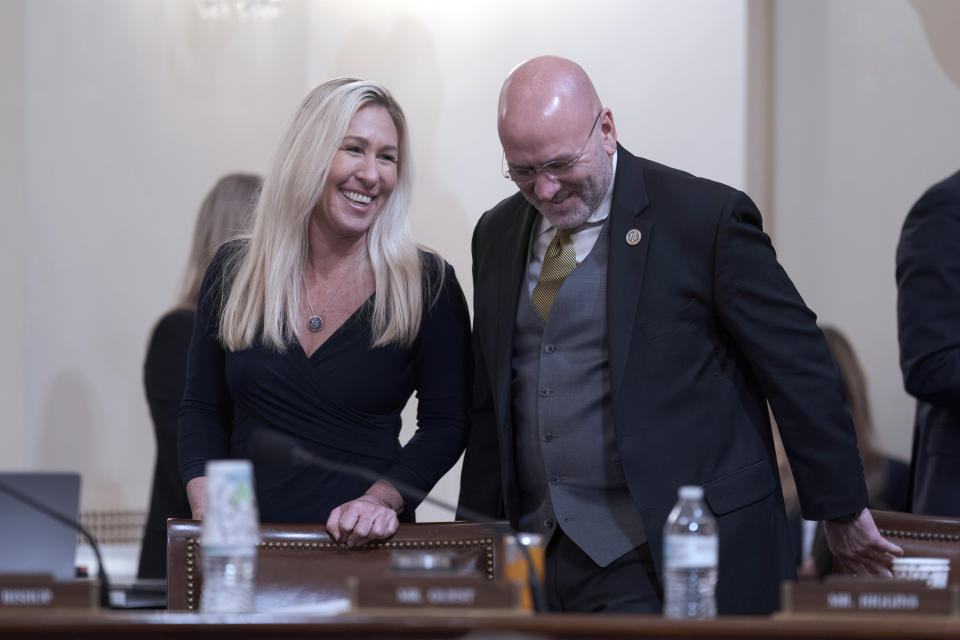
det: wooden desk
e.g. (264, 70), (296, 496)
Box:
(1, 610), (958, 639)
(9, 511), (936, 638)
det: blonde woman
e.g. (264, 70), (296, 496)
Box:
(178, 79), (471, 547)
(139, 173), (261, 579)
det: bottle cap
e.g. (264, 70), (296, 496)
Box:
(678, 485), (704, 500)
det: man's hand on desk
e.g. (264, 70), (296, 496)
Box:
(823, 507), (903, 577)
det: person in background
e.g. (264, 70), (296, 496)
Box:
(138, 173), (261, 580)
(897, 169), (960, 518)
(777, 325), (910, 578)
(821, 327), (910, 513)
(178, 78), (471, 547)
(457, 55), (900, 614)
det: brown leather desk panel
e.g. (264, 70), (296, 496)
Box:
(870, 510), (960, 584)
(167, 519), (503, 611)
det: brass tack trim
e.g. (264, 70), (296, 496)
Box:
(181, 532), (498, 605)
(185, 538), (198, 610)
(880, 528), (960, 542)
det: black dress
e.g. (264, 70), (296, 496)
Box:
(138, 308), (195, 579)
(178, 244), (472, 523)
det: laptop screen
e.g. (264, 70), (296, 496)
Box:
(0, 472), (81, 581)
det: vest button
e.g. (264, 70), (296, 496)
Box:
(549, 474), (561, 485)
(541, 432), (552, 443)
(539, 386), (551, 397)
(543, 517), (555, 529)
(543, 344), (555, 354)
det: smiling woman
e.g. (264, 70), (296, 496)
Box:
(176, 79), (472, 547)
(314, 106), (399, 247)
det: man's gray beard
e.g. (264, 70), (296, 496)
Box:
(529, 169), (612, 230)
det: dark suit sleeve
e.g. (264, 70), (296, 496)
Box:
(713, 191), (868, 521)
(896, 176), (960, 414)
(457, 220), (505, 520)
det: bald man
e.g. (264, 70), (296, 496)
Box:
(457, 56), (900, 615)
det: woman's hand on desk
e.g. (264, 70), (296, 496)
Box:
(327, 480), (403, 547)
(186, 476), (206, 521)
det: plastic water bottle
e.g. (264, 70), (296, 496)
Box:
(201, 460), (260, 612)
(662, 485), (718, 619)
(201, 549), (257, 612)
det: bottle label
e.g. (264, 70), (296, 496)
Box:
(664, 535), (718, 568)
(202, 544), (258, 557)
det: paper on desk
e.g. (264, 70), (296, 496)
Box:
(263, 598), (351, 615)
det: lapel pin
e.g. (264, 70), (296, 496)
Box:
(625, 229), (642, 246)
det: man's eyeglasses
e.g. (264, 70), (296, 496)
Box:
(502, 110), (603, 184)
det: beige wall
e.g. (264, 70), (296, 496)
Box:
(6, 0), (752, 519)
(0, 0), (26, 470)
(19, 0), (309, 509)
(772, 0), (960, 460)
(8, 0), (956, 520)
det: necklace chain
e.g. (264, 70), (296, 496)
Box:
(303, 245), (366, 333)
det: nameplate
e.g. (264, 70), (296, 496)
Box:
(781, 577), (959, 616)
(0, 574), (97, 609)
(349, 576), (519, 611)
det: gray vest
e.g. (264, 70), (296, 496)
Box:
(511, 224), (646, 567)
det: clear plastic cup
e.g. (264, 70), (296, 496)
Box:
(891, 557), (950, 589)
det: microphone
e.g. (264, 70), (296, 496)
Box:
(247, 427), (547, 612)
(0, 479), (112, 609)
(250, 428), (494, 522)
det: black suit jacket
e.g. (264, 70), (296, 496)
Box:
(458, 146), (868, 614)
(896, 169), (960, 517)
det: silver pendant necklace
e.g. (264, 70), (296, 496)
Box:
(303, 246), (365, 333)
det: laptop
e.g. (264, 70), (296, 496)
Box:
(0, 471), (81, 581)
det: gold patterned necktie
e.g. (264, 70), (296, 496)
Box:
(531, 228), (577, 321)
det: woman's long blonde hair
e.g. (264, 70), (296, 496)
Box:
(178, 173), (261, 309)
(219, 78), (429, 351)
